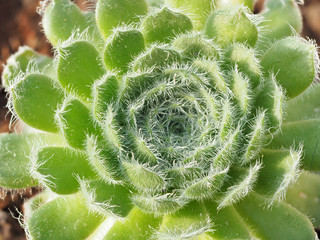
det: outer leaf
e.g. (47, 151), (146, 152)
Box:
(11, 73), (64, 133)
(56, 99), (100, 149)
(104, 30), (145, 72)
(36, 147), (96, 194)
(285, 83), (320, 122)
(42, 0), (87, 45)
(103, 207), (162, 240)
(164, 0), (215, 30)
(286, 171), (320, 228)
(172, 34), (219, 61)
(57, 41), (105, 102)
(2, 46), (51, 88)
(261, 37), (317, 99)
(133, 46), (181, 72)
(218, 163), (261, 209)
(93, 75), (119, 121)
(255, 75), (284, 129)
(217, 0), (256, 10)
(0, 133), (62, 189)
(235, 193), (316, 240)
(223, 43), (261, 88)
(205, 202), (257, 239)
(80, 179), (132, 218)
(205, 8), (258, 47)
(24, 189), (54, 221)
(257, 0), (302, 50)
(122, 161), (165, 192)
(157, 201), (211, 239)
(96, 0), (148, 39)
(255, 149), (301, 204)
(141, 7), (193, 45)
(28, 194), (104, 240)
(269, 119), (320, 172)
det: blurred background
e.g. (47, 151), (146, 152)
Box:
(0, 0), (319, 239)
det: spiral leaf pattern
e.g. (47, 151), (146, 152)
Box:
(1, 0), (319, 239)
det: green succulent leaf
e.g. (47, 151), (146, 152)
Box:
(57, 40), (106, 102)
(223, 43), (261, 88)
(104, 30), (145, 72)
(205, 203), (257, 239)
(96, 0), (148, 39)
(286, 171), (320, 228)
(261, 37), (317, 99)
(42, 0), (87, 45)
(1, 1), (319, 239)
(56, 98), (100, 149)
(285, 83), (320, 122)
(36, 147), (97, 194)
(269, 119), (320, 172)
(172, 34), (220, 60)
(11, 73), (64, 133)
(0, 133), (60, 189)
(257, 0), (302, 50)
(217, 0), (256, 10)
(103, 207), (162, 240)
(80, 179), (133, 218)
(205, 7), (258, 47)
(157, 201), (211, 239)
(2, 46), (52, 89)
(255, 149), (301, 204)
(235, 193), (317, 240)
(141, 7), (193, 45)
(164, 0), (215, 30)
(27, 194), (104, 240)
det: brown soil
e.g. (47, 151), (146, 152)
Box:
(0, 0), (319, 239)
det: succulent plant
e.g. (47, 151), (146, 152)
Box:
(1, 0), (320, 239)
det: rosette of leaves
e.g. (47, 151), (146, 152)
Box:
(1, 0), (320, 239)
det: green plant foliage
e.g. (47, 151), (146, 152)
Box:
(1, 0), (320, 239)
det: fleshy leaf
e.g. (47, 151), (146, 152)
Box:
(11, 73), (64, 133)
(141, 7), (193, 45)
(269, 119), (320, 172)
(96, 0), (148, 39)
(205, 8), (258, 47)
(57, 41), (105, 102)
(104, 29), (145, 72)
(56, 99), (101, 149)
(157, 202), (211, 239)
(217, 0), (256, 10)
(80, 179), (132, 218)
(205, 202), (257, 239)
(122, 161), (165, 192)
(257, 0), (302, 50)
(173, 34), (219, 61)
(93, 75), (119, 121)
(36, 147), (96, 194)
(223, 43), (261, 88)
(255, 75), (284, 129)
(286, 171), (320, 228)
(103, 207), (162, 240)
(0, 133), (62, 189)
(2, 46), (51, 88)
(255, 149), (301, 204)
(42, 0), (87, 45)
(27, 194), (104, 240)
(261, 37), (317, 99)
(285, 83), (320, 122)
(132, 193), (183, 215)
(133, 46), (181, 72)
(218, 163), (261, 209)
(164, 0), (215, 30)
(235, 193), (316, 240)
